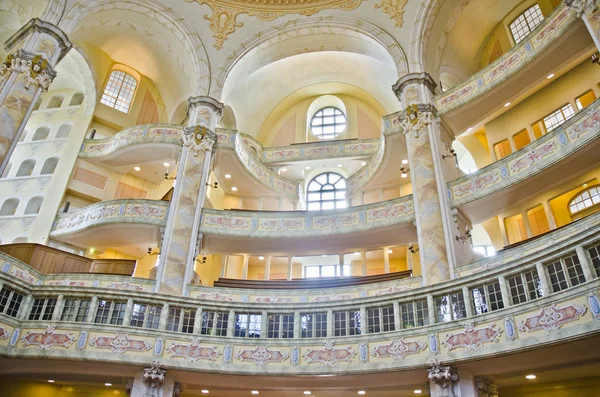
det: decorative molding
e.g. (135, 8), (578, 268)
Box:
(303, 342), (356, 366)
(374, 0), (408, 27)
(428, 360), (459, 389)
(518, 304), (587, 332)
(442, 322), (502, 351)
(167, 338), (221, 362)
(475, 377), (499, 397)
(565, 0), (600, 17)
(371, 338), (427, 360)
(89, 333), (153, 354)
(400, 105), (434, 139)
(20, 326), (74, 350)
(234, 346), (290, 366)
(0, 50), (57, 91)
(142, 361), (167, 397)
(182, 126), (217, 157)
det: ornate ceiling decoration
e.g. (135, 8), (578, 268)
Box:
(186, 0), (409, 50)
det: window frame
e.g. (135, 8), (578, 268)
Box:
(506, 268), (544, 305)
(310, 106), (347, 140)
(60, 298), (91, 322)
(234, 312), (262, 338)
(541, 103), (575, 133)
(399, 299), (429, 329)
(200, 310), (229, 336)
(470, 280), (504, 315)
(0, 286), (24, 318)
(333, 309), (361, 336)
(588, 242), (600, 277)
(167, 306), (196, 334)
(300, 312), (327, 338)
(509, 4), (545, 45)
(100, 68), (139, 114)
(568, 186), (600, 215)
(306, 172), (347, 211)
(29, 297), (57, 321)
(94, 299), (127, 325)
(130, 302), (162, 329)
(267, 313), (295, 339)
(434, 291), (467, 323)
(366, 305), (395, 334)
(545, 253), (586, 293)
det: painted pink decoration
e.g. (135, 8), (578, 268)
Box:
(48, 280), (86, 286)
(11, 268), (35, 284)
(196, 292), (233, 302)
(484, 48), (526, 83)
(531, 7), (569, 45)
(21, 326), (74, 350)
(167, 338), (221, 362)
(453, 171), (499, 198)
(235, 346), (289, 366)
(314, 214), (356, 228)
(371, 338), (427, 360)
(260, 219), (303, 231)
(442, 322), (502, 351)
(373, 285), (413, 296)
(254, 296), (293, 303)
(303, 342), (356, 366)
(204, 215), (250, 229)
(0, 327), (8, 340)
(89, 333), (152, 354)
(568, 108), (600, 140)
(304, 146), (338, 156)
(368, 202), (412, 221)
(439, 83), (475, 107)
(314, 294), (353, 302)
(518, 304), (587, 333)
(106, 282), (144, 291)
(510, 141), (557, 173)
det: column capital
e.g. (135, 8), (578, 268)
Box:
(475, 377), (499, 397)
(392, 72), (437, 99)
(428, 360), (460, 389)
(187, 96), (224, 130)
(565, 0), (600, 17)
(182, 125), (217, 157)
(142, 361), (167, 393)
(5, 18), (72, 64)
(0, 49), (57, 91)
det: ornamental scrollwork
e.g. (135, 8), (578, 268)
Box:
(183, 125), (217, 157)
(142, 361), (167, 397)
(0, 50), (56, 91)
(565, 0), (600, 17)
(428, 359), (459, 389)
(400, 104), (433, 139)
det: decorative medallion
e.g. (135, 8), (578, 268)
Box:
(77, 331), (87, 350)
(371, 338), (427, 360)
(374, 0), (408, 27)
(155, 338), (164, 358)
(88, 333), (152, 354)
(167, 338), (221, 362)
(429, 334), (438, 355)
(9, 328), (20, 347)
(234, 346), (289, 366)
(504, 317), (516, 341)
(184, 0), (367, 49)
(21, 326), (74, 350)
(303, 341), (356, 366)
(442, 322), (502, 351)
(291, 346), (300, 366)
(588, 294), (600, 319)
(359, 343), (368, 363)
(518, 304), (587, 333)
(223, 344), (233, 364)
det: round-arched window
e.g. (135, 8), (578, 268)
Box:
(307, 172), (347, 211)
(310, 107), (346, 140)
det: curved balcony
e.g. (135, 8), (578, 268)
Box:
(49, 199), (170, 248)
(1, 214), (599, 375)
(448, 99), (600, 223)
(199, 195), (415, 253)
(434, 5), (592, 133)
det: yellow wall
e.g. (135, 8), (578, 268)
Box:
(550, 179), (600, 227)
(3, 381), (127, 397)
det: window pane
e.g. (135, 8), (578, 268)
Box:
(311, 107), (346, 140)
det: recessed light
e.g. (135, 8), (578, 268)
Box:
(48, 380), (55, 383)
(414, 390), (422, 394)
(225, 174), (232, 179)
(354, 252), (360, 255)
(547, 73), (555, 79)
(105, 383), (112, 387)
(526, 374), (536, 380)
(504, 102), (511, 107)
(258, 256), (265, 260)
(388, 249), (393, 254)
(231, 186), (238, 191)
(337, 164), (343, 167)
(134, 166), (141, 171)
(467, 127), (473, 132)
(251, 391), (259, 395)
(305, 166), (311, 170)
(401, 159), (408, 165)
(358, 391), (366, 395)
(201, 390), (209, 394)
(401, 173), (408, 178)
(304, 392), (311, 395)
(280, 168), (287, 172)
(89, 248), (95, 254)
(361, 161), (367, 166)
(583, 183), (588, 187)
(163, 162), (170, 167)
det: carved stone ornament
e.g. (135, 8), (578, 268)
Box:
(0, 49), (56, 91)
(565, 0), (600, 17)
(400, 104), (433, 139)
(182, 125), (217, 157)
(475, 378), (499, 397)
(142, 361), (167, 397)
(428, 360), (460, 389)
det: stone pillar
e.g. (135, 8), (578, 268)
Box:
(220, 255), (228, 278)
(264, 255), (271, 280)
(428, 362), (480, 397)
(156, 96), (223, 296)
(566, 0), (600, 51)
(287, 256), (293, 280)
(0, 19), (71, 175)
(383, 247), (391, 274)
(392, 73), (455, 285)
(241, 254), (249, 280)
(360, 250), (367, 276)
(127, 361), (180, 397)
(475, 377), (499, 397)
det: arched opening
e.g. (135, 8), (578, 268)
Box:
(47, 95), (64, 109)
(69, 92), (84, 106)
(0, 198), (19, 216)
(306, 172), (347, 211)
(41, 157), (59, 175)
(452, 140), (477, 174)
(15, 160), (36, 177)
(100, 68), (138, 113)
(569, 186), (600, 220)
(56, 124), (72, 139)
(32, 127), (50, 141)
(24, 197), (44, 215)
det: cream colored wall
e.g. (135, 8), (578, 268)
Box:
(484, 60), (600, 160)
(480, 216), (505, 250)
(457, 132), (492, 168)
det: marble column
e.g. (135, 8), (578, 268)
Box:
(127, 361), (180, 397)
(383, 247), (391, 274)
(392, 73), (455, 285)
(566, 0), (600, 51)
(156, 96), (223, 295)
(264, 255), (271, 280)
(0, 19), (71, 175)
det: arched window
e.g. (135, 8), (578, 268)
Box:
(24, 197), (43, 215)
(307, 172), (347, 211)
(16, 160), (36, 177)
(569, 186), (600, 215)
(69, 92), (84, 106)
(101, 69), (138, 113)
(41, 157), (59, 175)
(56, 124), (72, 139)
(32, 126), (50, 141)
(509, 4), (544, 44)
(310, 107), (346, 140)
(47, 95), (64, 109)
(0, 198), (19, 216)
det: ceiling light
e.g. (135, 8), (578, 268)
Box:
(304, 392), (311, 395)
(547, 73), (555, 79)
(401, 172), (407, 178)
(401, 159), (408, 165)
(89, 248), (95, 254)
(354, 252), (360, 255)
(322, 254), (327, 257)
(48, 380), (55, 383)
(225, 174), (232, 179)
(525, 374), (536, 380)
(134, 166), (141, 171)
(504, 102), (511, 107)
(305, 166), (311, 170)
(467, 127), (473, 132)
(105, 383), (112, 387)
(358, 392), (366, 395)
(251, 391), (259, 395)
(361, 161), (367, 166)
(201, 391), (209, 394)
(337, 163), (343, 167)
(414, 391), (422, 395)
(231, 186), (238, 192)
(388, 249), (393, 254)
(583, 183), (588, 187)
(280, 168), (287, 172)
(258, 256), (265, 260)
(163, 162), (170, 167)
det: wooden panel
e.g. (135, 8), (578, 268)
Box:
(0, 244), (93, 274)
(0, 244), (36, 264)
(73, 167), (108, 190)
(89, 259), (136, 276)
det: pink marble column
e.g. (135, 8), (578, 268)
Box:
(156, 96), (223, 295)
(393, 73), (455, 285)
(0, 19), (71, 174)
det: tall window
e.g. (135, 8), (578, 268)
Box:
(311, 107), (346, 140)
(101, 69), (138, 113)
(509, 4), (544, 44)
(307, 172), (347, 210)
(569, 186), (600, 215)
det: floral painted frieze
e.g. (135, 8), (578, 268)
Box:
(566, 106), (600, 141)
(105, 282), (145, 292)
(508, 140), (558, 174)
(167, 338), (221, 362)
(254, 296), (293, 303)
(10, 267), (36, 284)
(259, 218), (303, 231)
(442, 322), (502, 351)
(203, 214), (251, 230)
(451, 169), (500, 199)
(313, 294), (354, 302)
(367, 201), (413, 222)
(371, 338), (427, 360)
(262, 139), (379, 164)
(313, 213), (357, 229)
(303, 342), (356, 366)
(196, 292), (233, 302)
(518, 304), (587, 333)
(234, 346), (289, 366)
(89, 333), (152, 354)
(20, 326), (74, 350)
